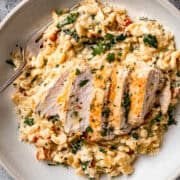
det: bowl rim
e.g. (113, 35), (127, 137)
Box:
(0, 0), (180, 180)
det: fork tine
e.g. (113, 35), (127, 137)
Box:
(0, 50), (26, 93)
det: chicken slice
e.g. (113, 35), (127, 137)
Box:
(56, 70), (77, 124)
(88, 66), (112, 141)
(36, 70), (70, 117)
(128, 66), (163, 127)
(64, 69), (93, 133)
(160, 80), (171, 114)
(108, 66), (131, 135)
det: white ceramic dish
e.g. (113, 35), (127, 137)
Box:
(0, 0), (180, 180)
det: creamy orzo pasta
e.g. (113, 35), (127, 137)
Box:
(10, 0), (180, 179)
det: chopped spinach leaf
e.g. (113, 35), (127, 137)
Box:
(24, 117), (34, 126)
(79, 79), (89, 87)
(143, 34), (158, 48)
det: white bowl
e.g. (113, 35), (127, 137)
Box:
(0, 0), (180, 180)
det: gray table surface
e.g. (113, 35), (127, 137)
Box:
(0, 0), (180, 180)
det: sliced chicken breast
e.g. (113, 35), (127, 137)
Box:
(62, 65), (113, 141)
(128, 66), (163, 127)
(108, 66), (131, 135)
(64, 69), (93, 133)
(88, 66), (112, 141)
(160, 80), (171, 114)
(36, 70), (70, 117)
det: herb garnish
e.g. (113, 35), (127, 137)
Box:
(86, 126), (93, 133)
(90, 14), (96, 20)
(71, 111), (79, 117)
(102, 107), (110, 119)
(24, 117), (34, 126)
(152, 112), (162, 123)
(167, 105), (177, 125)
(90, 33), (127, 56)
(99, 147), (107, 153)
(143, 34), (158, 48)
(6, 59), (16, 68)
(101, 128), (107, 136)
(110, 145), (118, 150)
(70, 138), (84, 154)
(106, 52), (115, 63)
(49, 114), (60, 123)
(79, 79), (89, 87)
(63, 29), (79, 41)
(31, 75), (38, 84)
(176, 71), (180, 77)
(91, 42), (106, 56)
(131, 132), (139, 140)
(55, 9), (64, 16)
(57, 12), (79, 28)
(91, 68), (98, 74)
(122, 93), (131, 121)
(81, 161), (90, 171)
(76, 68), (81, 75)
(116, 34), (127, 41)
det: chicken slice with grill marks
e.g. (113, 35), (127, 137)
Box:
(108, 66), (131, 135)
(128, 65), (163, 127)
(36, 70), (70, 118)
(88, 65), (113, 141)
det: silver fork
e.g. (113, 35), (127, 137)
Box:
(0, 3), (80, 93)
(0, 24), (50, 93)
